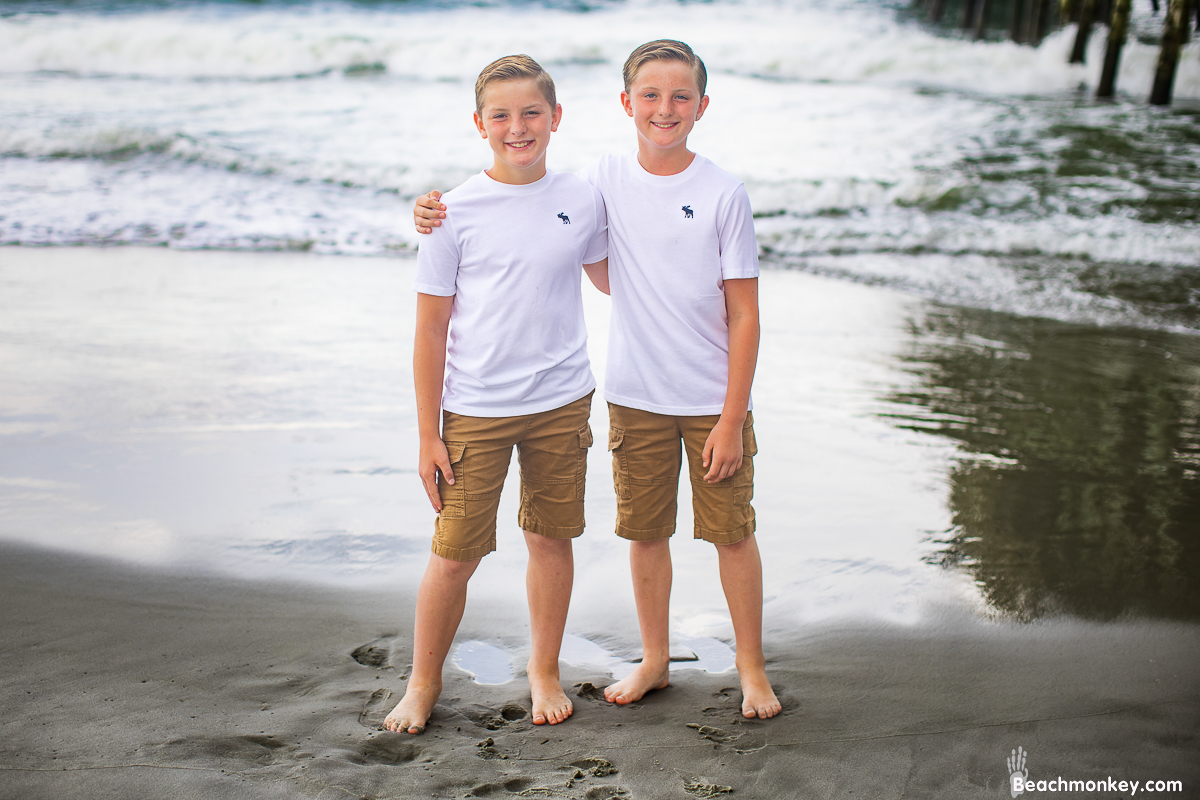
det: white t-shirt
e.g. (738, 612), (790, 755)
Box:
(579, 153), (759, 415)
(414, 169), (608, 417)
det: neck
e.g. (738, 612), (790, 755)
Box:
(486, 159), (547, 186)
(635, 142), (695, 176)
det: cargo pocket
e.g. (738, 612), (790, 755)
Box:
(607, 427), (632, 500)
(576, 423), (594, 499)
(733, 423), (757, 504)
(439, 441), (467, 518)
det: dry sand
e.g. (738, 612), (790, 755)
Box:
(2, 542), (1197, 800)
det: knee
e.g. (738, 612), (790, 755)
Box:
(525, 531), (573, 556)
(430, 553), (480, 583)
(715, 535), (756, 555)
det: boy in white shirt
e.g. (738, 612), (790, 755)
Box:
(384, 54), (608, 735)
(413, 40), (780, 721)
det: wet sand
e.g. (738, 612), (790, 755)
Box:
(2, 246), (1199, 798)
(2, 542), (1198, 800)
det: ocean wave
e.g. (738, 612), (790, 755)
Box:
(1, 1), (1195, 99)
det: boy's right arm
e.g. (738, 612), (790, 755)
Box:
(414, 191), (446, 234)
(414, 292), (455, 511)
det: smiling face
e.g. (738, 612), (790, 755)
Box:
(621, 59), (709, 173)
(473, 77), (561, 185)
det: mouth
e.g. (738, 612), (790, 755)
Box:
(505, 140), (535, 150)
(650, 121), (678, 130)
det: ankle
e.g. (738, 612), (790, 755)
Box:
(526, 660), (561, 681)
(735, 652), (767, 674)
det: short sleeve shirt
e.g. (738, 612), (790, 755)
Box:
(579, 153), (758, 415)
(415, 169), (608, 416)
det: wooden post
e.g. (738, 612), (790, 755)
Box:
(1070, 0), (1096, 62)
(962, 0), (979, 28)
(1150, 0), (1188, 104)
(974, 0), (993, 37)
(930, 0), (948, 22)
(1012, 0), (1029, 41)
(1027, 0), (1048, 41)
(1097, 0), (1131, 96)
(1036, 0), (1054, 39)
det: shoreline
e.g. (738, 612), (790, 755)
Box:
(3, 542), (1198, 799)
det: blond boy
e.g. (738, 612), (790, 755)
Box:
(385, 55), (608, 735)
(414, 41), (780, 720)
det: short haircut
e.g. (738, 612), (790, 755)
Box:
(622, 39), (707, 98)
(474, 54), (557, 114)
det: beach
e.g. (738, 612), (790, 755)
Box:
(2, 246), (1199, 799)
(3, 542), (1198, 800)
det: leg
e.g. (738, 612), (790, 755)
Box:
(384, 553), (480, 734)
(605, 404), (683, 705)
(514, 394), (593, 724)
(604, 537), (673, 704)
(524, 530), (575, 725)
(715, 535), (780, 719)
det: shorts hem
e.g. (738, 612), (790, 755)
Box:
(431, 539), (493, 561)
(616, 523), (676, 542)
(521, 519), (585, 539)
(694, 518), (756, 545)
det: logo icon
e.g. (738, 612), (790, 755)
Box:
(1007, 747), (1029, 798)
(557, 212), (570, 224)
(682, 205), (694, 218)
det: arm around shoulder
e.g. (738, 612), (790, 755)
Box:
(583, 258), (610, 295)
(413, 190), (446, 235)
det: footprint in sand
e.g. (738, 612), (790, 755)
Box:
(357, 736), (421, 766)
(457, 702), (528, 731)
(357, 686), (394, 729)
(682, 777), (734, 798)
(351, 636), (398, 669)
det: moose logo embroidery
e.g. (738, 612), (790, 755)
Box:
(682, 205), (694, 218)
(557, 212), (570, 224)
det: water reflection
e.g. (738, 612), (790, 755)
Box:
(885, 306), (1200, 621)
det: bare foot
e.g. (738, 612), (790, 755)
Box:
(603, 661), (670, 705)
(528, 670), (573, 726)
(738, 664), (781, 719)
(383, 682), (440, 734)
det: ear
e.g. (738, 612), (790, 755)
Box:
(473, 111), (487, 139)
(695, 94), (710, 121)
(550, 103), (563, 133)
(620, 91), (634, 118)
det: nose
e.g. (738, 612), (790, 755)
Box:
(656, 96), (672, 117)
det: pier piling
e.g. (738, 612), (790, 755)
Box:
(1097, 0), (1131, 97)
(1150, 0), (1189, 104)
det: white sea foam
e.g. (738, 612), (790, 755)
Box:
(2, 0), (1197, 330)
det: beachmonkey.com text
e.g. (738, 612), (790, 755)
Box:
(1014, 777), (1184, 795)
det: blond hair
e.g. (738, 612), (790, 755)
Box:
(622, 39), (707, 97)
(474, 54), (557, 114)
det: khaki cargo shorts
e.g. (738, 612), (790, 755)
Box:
(607, 403), (757, 545)
(433, 392), (594, 561)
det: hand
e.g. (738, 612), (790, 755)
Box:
(414, 191), (445, 234)
(418, 436), (454, 512)
(1007, 746), (1029, 798)
(701, 416), (744, 483)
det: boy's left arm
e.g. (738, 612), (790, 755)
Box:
(703, 277), (759, 482)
